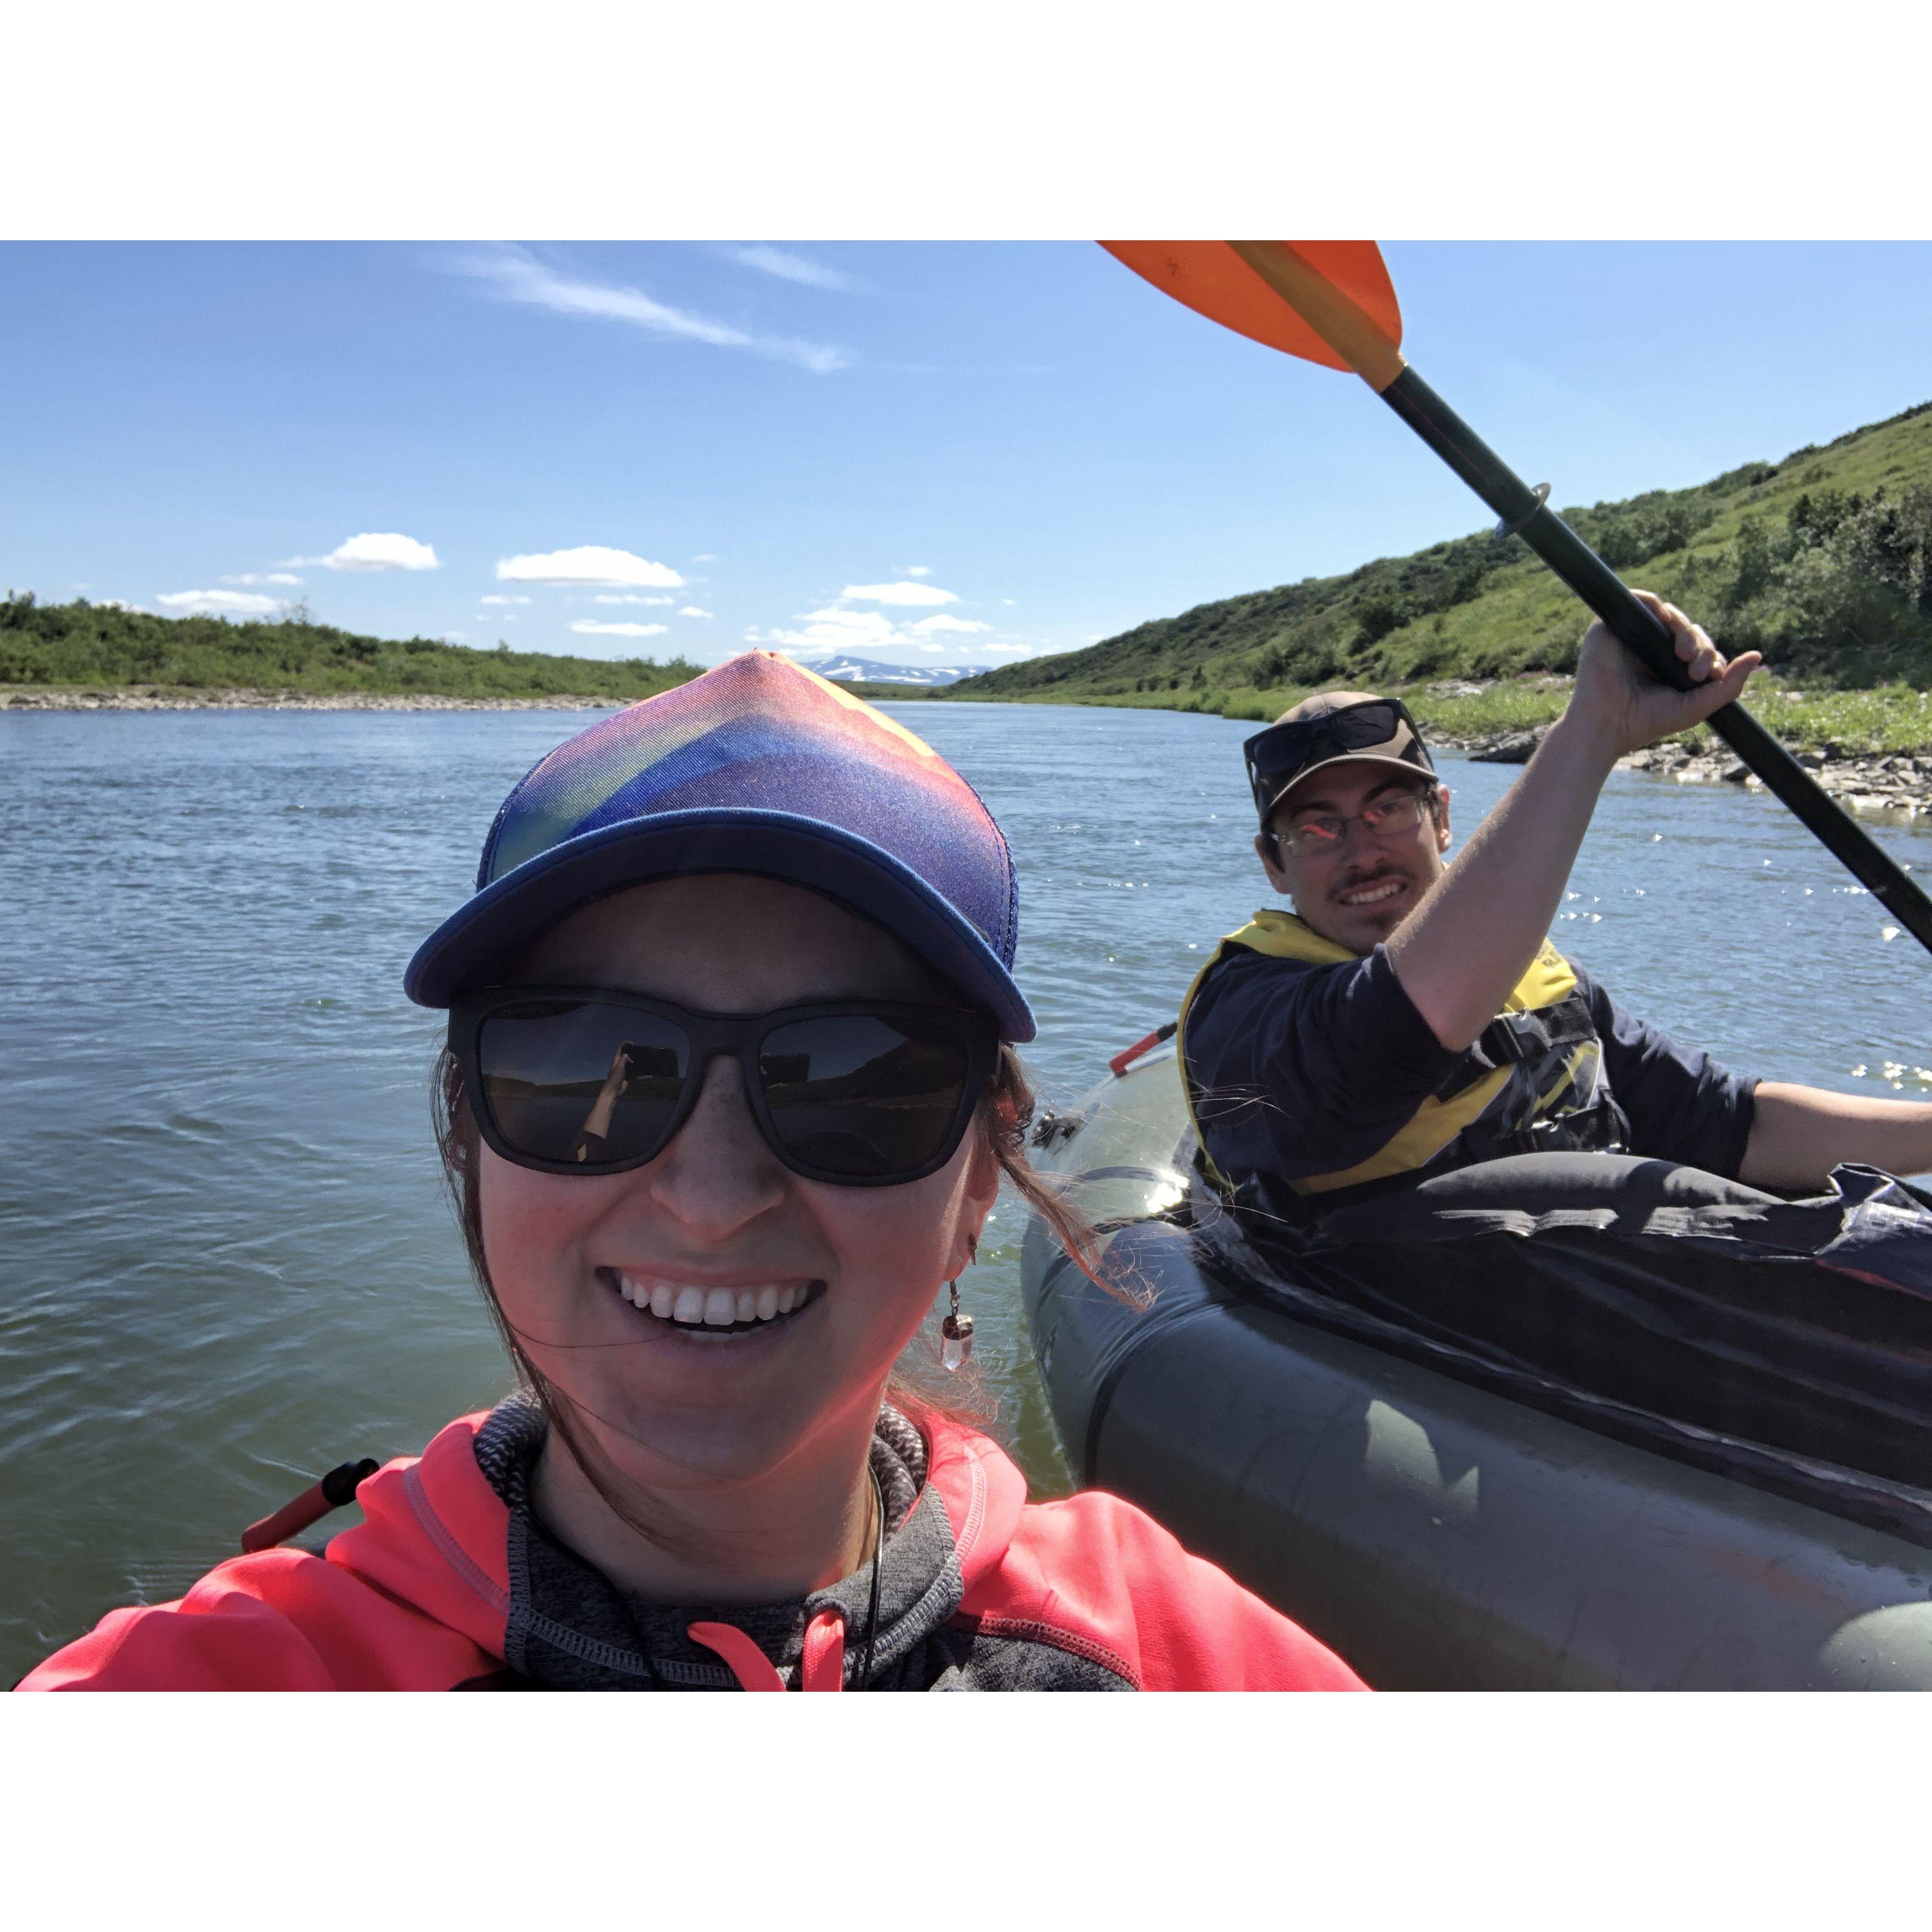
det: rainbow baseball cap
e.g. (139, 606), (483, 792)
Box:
(404, 651), (1033, 1041)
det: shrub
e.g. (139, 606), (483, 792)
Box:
(1837, 487), (1932, 611)
(1726, 516), (1776, 610)
(1352, 591), (1411, 648)
(1253, 643), (1296, 686)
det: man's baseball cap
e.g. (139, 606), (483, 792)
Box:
(404, 651), (1034, 1042)
(1242, 691), (1435, 828)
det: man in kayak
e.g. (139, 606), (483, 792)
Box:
(1179, 593), (1932, 1228)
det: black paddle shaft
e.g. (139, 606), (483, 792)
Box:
(1380, 364), (1932, 958)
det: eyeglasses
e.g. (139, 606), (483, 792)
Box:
(1242, 698), (1431, 821)
(1271, 787), (1436, 858)
(450, 987), (1000, 1187)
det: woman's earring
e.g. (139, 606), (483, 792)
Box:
(940, 1278), (975, 1373)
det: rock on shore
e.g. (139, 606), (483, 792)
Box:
(1441, 723), (1932, 820)
(1615, 740), (1932, 818)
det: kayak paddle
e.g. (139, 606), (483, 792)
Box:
(1101, 240), (1932, 960)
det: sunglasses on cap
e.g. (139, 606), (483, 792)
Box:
(1242, 698), (1433, 823)
(450, 988), (1000, 1187)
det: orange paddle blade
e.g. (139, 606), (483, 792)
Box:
(1099, 240), (1402, 376)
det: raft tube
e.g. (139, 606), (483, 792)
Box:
(1022, 1049), (1932, 1690)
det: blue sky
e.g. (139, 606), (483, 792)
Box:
(6, 241), (1932, 668)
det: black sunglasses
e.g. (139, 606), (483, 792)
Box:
(1242, 698), (1431, 820)
(450, 987), (1000, 1187)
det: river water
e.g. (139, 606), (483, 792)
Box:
(5, 699), (1931, 1682)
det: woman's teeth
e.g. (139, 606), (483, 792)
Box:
(611, 1271), (810, 1330)
(1340, 879), (1405, 907)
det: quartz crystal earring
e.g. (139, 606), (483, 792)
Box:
(940, 1234), (977, 1372)
(940, 1279), (975, 1372)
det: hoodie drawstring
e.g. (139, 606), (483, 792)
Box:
(800, 1611), (847, 1691)
(688, 1611), (847, 1692)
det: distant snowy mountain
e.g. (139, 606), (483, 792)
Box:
(796, 655), (982, 686)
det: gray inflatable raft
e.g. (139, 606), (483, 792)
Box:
(1021, 1049), (1932, 1689)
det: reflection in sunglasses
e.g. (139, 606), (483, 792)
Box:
(573, 1042), (634, 1163)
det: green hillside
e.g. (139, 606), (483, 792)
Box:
(947, 400), (1932, 746)
(0, 594), (701, 703)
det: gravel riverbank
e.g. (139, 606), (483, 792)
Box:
(1445, 725), (1932, 821)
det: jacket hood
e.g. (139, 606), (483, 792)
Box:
(330, 1397), (1035, 1690)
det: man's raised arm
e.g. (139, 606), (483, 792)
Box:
(1387, 593), (1760, 1052)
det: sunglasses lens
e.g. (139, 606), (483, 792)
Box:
(1253, 703), (1402, 780)
(1324, 701), (1401, 750)
(759, 1015), (974, 1180)
(477, 999), (689, 1167)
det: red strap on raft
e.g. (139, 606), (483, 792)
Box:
(240, 1458), (380, 1554)
(1109, 1021), (1177, 1079)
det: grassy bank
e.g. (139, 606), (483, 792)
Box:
(937, 660), (1932, 759)
(1070, 677), (1932, 760)
(10, 594), (1926, 756)
(0, 594), (702, 703)
(1419, 683), (1932, 758)
(0, 594), (999, 713)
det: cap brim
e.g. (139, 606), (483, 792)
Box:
(1263, 752), (1435, 822)
(404, 807), (1035, 1043)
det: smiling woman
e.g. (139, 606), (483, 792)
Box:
(19, 651), (1362, 1692)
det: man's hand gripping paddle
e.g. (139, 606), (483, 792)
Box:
(1101, 240), (1932, 960)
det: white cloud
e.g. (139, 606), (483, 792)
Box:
(840, 581), (960, 607)
(720, 243), (854, 292)
(156, 589), (280, 616)
(572, 619), (669, 638)
(479, 593), (531, 606)
(747, 607), (903, 654)
(679, 606), (713, 618)
(283, 532), (439, 572)
(453, 245), (847, 374)
(442, 631), (467, 644)
(222, 571), (303, 587)
(592, 592), (674, 605)
(743, 573), (1013, 668)
(905, 565), (932, 577)
(499, 546), (684, 588)
(692, 553), (718, 562)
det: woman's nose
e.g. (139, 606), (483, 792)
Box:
(643, 1054), (787, 1237)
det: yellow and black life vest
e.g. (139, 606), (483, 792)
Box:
(1176, 908), (1627, 1206)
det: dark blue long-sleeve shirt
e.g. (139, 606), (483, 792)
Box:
(1182, 939), (1758, 1191)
